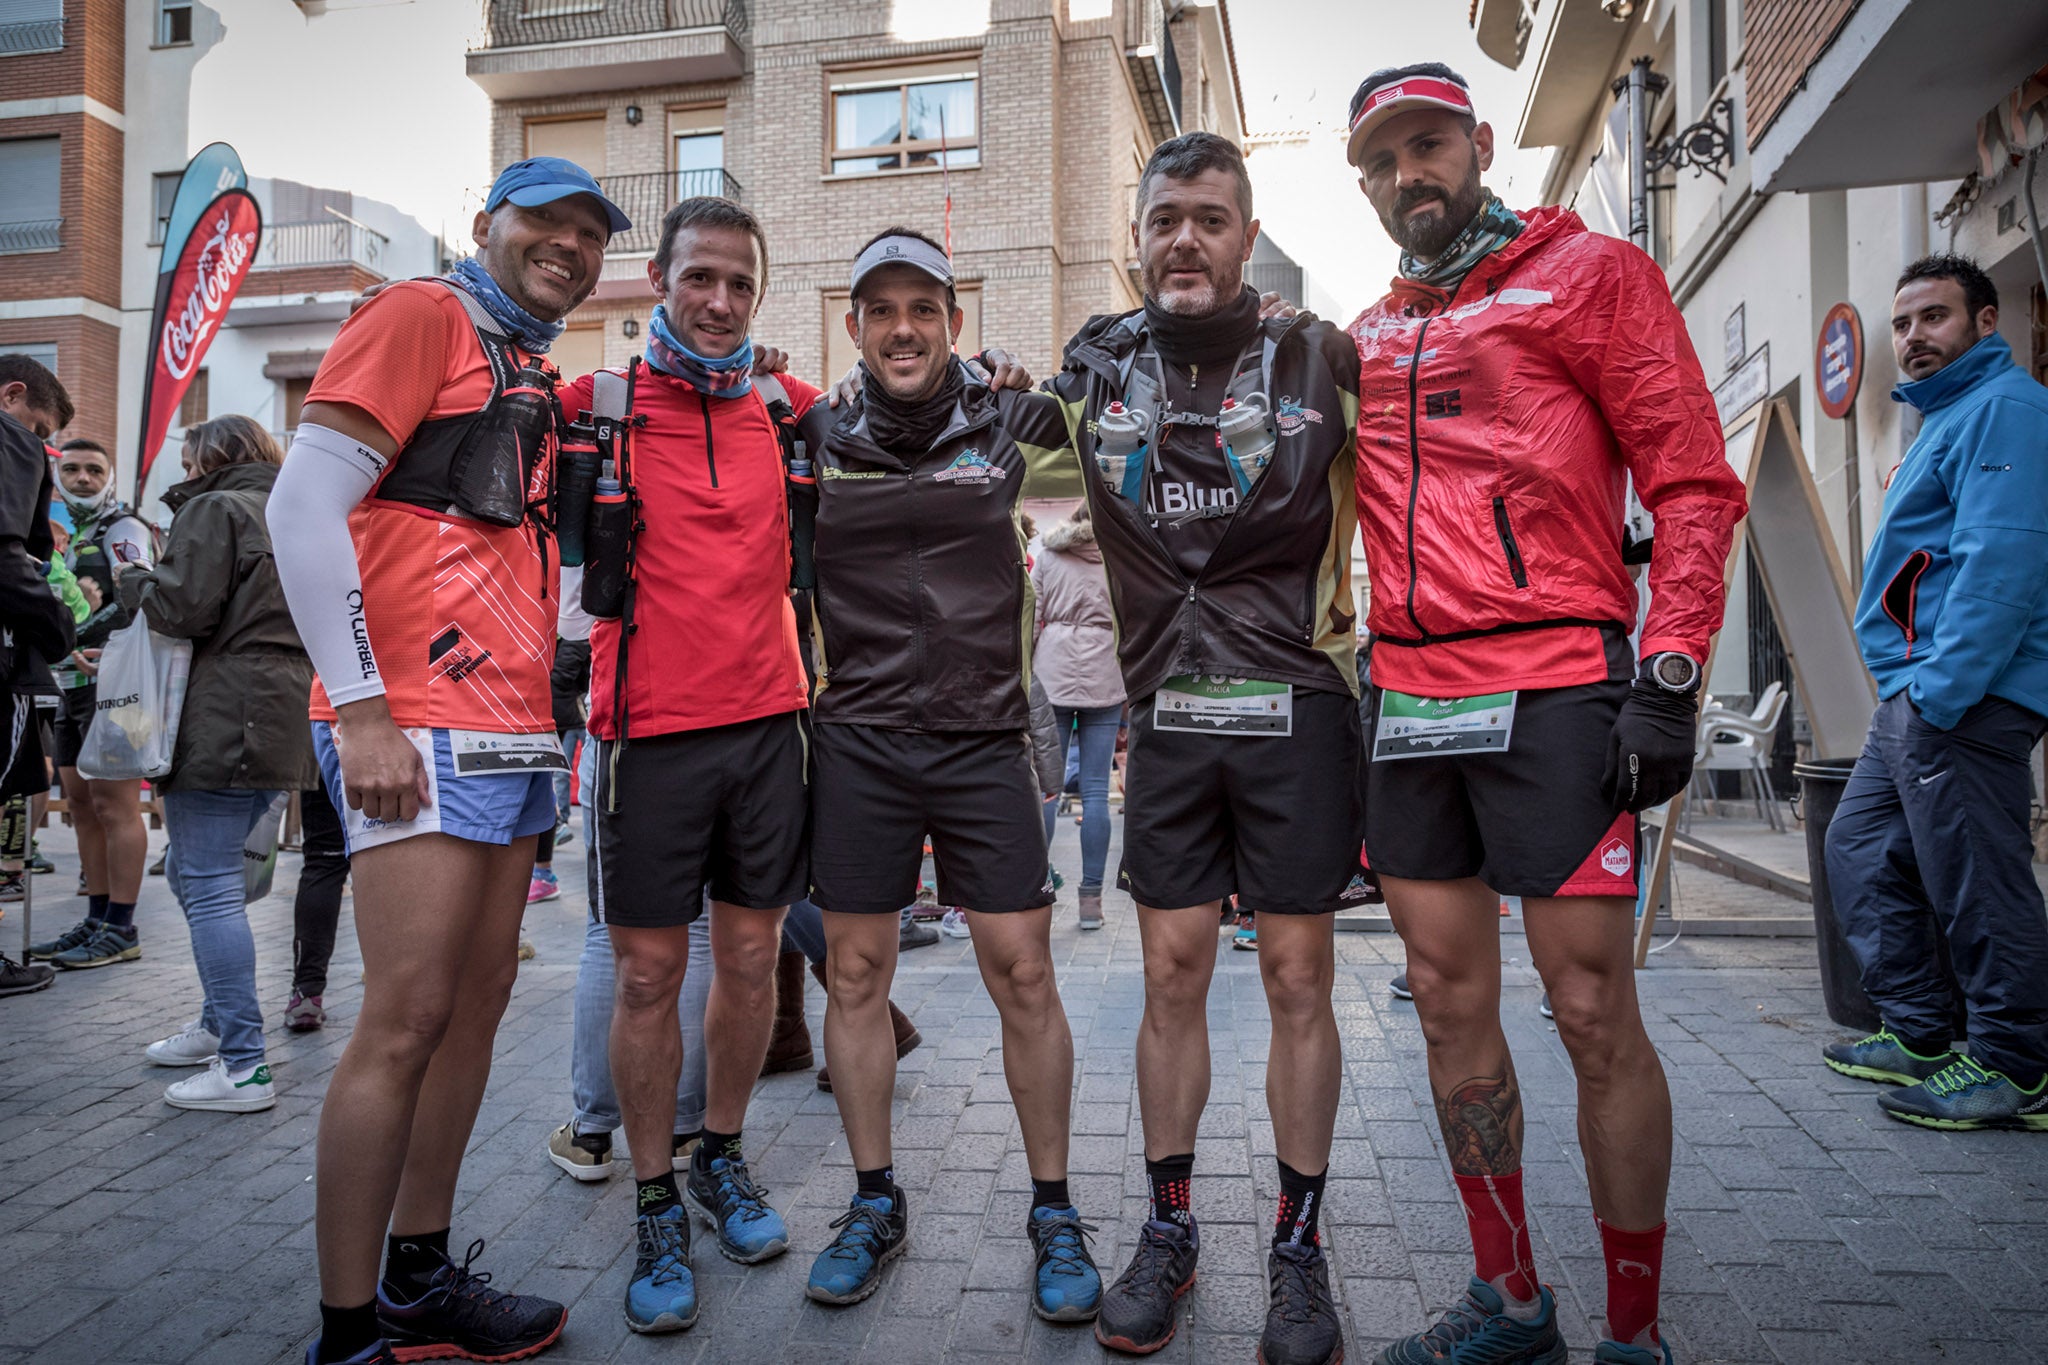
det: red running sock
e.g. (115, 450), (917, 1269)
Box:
(1597, 1218), (1665, 1347)
(1452, 1171), (1538, 1305)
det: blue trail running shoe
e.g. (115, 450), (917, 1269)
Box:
(1877, 1055), (2048, 1131)
(1371, 1277), (1568, 1365)
(624, 1205), (698, 1333)
(1095, 1218), (1200, 1355)
(806, 1188), (910, 1305)
(1822, 1027), (1956, 1085)
(1027, 1204), (1103, 1322)
(684, 1152), (790, 1263)
(1594, 1339), (1675, 1364)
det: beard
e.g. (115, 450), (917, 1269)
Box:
(1143, 255), (1244, 317)
(1382, 153), (1485, 260)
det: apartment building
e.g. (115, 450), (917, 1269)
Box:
(466, 0), (1243, 387)
(0, 0), (442, 508)
(1467, 0), (2048, 712)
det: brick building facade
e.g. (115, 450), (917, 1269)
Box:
(467, 0), (1242, 388)
(0, 0), (127, 449)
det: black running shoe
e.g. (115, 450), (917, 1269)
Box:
(0, 954), (55, 997)
(1261, 1242), (1343, 1365)
(375, 1238), (567, 1361)
(1095, 1219), (1199, 1355)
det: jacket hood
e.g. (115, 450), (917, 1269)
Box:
(164, 460), (278, 512)
(1041, 516), (1098, 555)
(1381, 203), (1585, 310)
(1891, 332), (2013, 415)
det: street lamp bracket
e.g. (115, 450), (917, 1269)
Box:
(1648, 99), (1736, 184)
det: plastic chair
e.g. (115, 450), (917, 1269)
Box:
(1689, 682), (1788, 831)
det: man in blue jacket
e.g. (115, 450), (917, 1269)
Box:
(1824, 253), (2048, 1133)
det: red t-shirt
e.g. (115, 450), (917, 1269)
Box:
(559, 366), (817, 739)
(304, 281), (560, 734)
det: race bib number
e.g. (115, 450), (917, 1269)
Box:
(1154, 674), (1292, 737)
(448, 728), (567, 776)
(1372, 690), (1517, 761)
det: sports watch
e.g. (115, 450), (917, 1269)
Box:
(1641, 651), (1702, 695)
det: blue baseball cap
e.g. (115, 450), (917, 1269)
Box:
(485, 156), (631, 236)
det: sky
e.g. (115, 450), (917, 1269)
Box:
(187, 0), (1551, 320)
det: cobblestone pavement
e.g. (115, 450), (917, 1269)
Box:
(2, 813), (2044, 1365)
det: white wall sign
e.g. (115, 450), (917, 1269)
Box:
(1714, 342), (1771, 428)
(1724, 303), (1745, 374)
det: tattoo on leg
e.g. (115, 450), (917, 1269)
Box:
(1435, 1071), (1524, 1177)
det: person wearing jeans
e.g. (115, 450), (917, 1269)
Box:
(547, 909), (715, 1180)
(118, 417), (317, 1113)
(1030, 506), (1125, 927)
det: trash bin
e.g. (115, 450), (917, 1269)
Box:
(1795, 758), (1881, 1031)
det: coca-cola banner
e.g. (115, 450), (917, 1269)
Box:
(136, 142), (259, 498)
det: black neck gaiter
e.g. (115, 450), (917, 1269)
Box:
(1143, 284), (1262, 369)
(862, 359), (966, 455)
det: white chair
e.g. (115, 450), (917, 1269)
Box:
(1689, 682), (1789, 831)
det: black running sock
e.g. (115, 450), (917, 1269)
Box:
(382, 1228), (449, 1295)
(1031, 1176), (1072, 1212)
(1273, 1159), (1328, 1248)
(87, 893), (108, 922)
(694, 1126), (743, 1173)
(636, 1171), (682, 1218)
(102, 901), (136, 931)
(317, 1301), (381, 1362)
(1145, 1153), (1195, 1228)
(855, 1165), (897, 1201)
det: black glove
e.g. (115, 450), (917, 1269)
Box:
(1601, 680), (1700, 812)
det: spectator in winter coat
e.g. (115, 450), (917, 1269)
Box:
(1032, 506), (1124, 928)
(120, 415), (317, 1115)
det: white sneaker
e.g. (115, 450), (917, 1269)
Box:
(164, 1057), (276, 1113)
(145, 1020), (220, 1067)
(939, 908), (971, 939)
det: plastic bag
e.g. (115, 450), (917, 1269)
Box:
(242, 791), (290, 903)
(74, 618), (192, 781)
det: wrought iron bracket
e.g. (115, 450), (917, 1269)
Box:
(1649, 99), (1736, 183)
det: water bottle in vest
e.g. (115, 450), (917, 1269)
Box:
(1095, 401), (1148, 502)
(554, 423), (601, 567)
(582, 469), (631, 619)
(786, 441), (818, 592)
(1217, 394), (1276, 496)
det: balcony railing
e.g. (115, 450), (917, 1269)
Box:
(1124, 0), (1180, 144)
(473, 0), (747, 52)
(597, 168), (743, 256)
(0, 218), (63, 254)
(254, 219), (391, 275)
(0, 2), (63, 56)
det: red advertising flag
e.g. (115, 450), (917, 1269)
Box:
(137, 188), (262, 493)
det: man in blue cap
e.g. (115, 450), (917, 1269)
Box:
(270, 156), (627, 1365)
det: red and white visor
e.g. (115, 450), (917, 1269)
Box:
(1346, 76), (1474, 166)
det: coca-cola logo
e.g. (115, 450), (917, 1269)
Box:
(163, 204), (256, 382)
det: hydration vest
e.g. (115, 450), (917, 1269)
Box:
(1095, 315), (1279, 511)
(373, 280), (559, 530)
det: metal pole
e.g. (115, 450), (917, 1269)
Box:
(1844, 404), (1863, 591)
(1626, 56), (1653, 252)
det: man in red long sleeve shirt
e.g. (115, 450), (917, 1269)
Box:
(1343, 65), (1746, 1365)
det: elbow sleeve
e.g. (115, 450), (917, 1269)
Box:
(268, 423), (387, 708)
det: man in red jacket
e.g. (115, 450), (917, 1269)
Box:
(1344, 65), (1746, 1365)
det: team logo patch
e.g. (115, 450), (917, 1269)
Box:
(1275, 395), (1324, 435)
(1339, 873), (1373, 902)
(932, 449), (1007, 485)
(1598, 837), (1633, 878)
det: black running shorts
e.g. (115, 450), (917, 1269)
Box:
(1364, 679), (1640, 899)
(590, 710), (809, 927)
(53, 684), (95, 770)
(808, 722), (1053, 916)
(0, 694), (48, 802)
(1119, 686), (1369, 915)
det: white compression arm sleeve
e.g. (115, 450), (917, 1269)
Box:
(267, 422), (388, 708)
